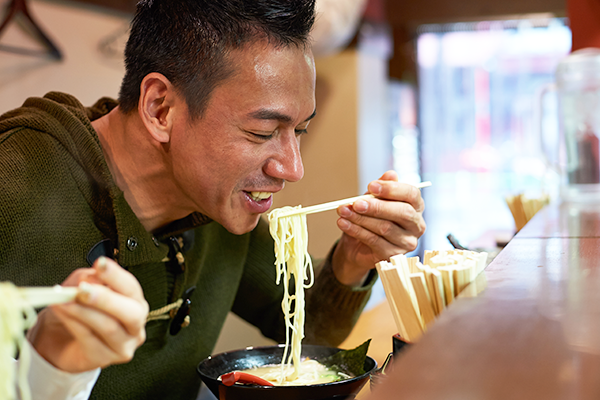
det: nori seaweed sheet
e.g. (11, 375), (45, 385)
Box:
(319, 339), (371, 377)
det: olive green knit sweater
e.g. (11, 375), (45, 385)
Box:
(0, 92), (373, 399)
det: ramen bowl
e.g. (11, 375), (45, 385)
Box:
(197, 344), (377, 400)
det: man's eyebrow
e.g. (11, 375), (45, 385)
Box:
(247, 108), (317, 123)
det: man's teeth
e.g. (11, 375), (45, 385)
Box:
(249, 191), (272, 201)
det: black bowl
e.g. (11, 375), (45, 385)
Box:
(197, 344), (377, 400)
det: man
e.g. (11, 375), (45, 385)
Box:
(0, 0), (425, 399)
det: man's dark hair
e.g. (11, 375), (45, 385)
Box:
(118, 0), (316, 118)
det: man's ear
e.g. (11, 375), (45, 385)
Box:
(138, 73), (178, 144)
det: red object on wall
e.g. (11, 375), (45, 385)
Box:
(364, 0), (387, 23)
(568, 0), (600, 51)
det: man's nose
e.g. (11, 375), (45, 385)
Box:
(264, 134), (304, 183)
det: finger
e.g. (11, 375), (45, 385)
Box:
(51, 306), (135, 367)
(91, 257), (146, 302)
(51, 306), (121, 365)
(360, 170), (398, 195)
(60, 268), (99, 288)
(337, 217), (418, 255)
(76, 282), (149, 336)
(341, 199), (426, 238)
(339, 209), (409, 245)
(56, 301), (145, 348)
(378, 169), (399, 182)
(53, 302), (144, 360)
(367, 180), (425, 213)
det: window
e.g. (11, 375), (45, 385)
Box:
(414, 17), (571, 249)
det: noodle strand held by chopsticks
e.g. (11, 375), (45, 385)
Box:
(0, 281), (37, 400)
(268, 206), (314, 384)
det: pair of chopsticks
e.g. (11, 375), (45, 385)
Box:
(17, 285), (80, 308)
(375, 249), (488, 343)
(275, 181), (432, 218)
(505, 193), (550, 232)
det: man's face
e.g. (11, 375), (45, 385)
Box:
(169, 42), (316, 235)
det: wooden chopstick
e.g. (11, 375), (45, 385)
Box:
(409, 272), (436, 326)
(376, 249), (490, 342)
(376, 259), (424, 342)
(274, 181), (432, 218)
(18, 285), (80, 308)
(375, 261), (408, 339)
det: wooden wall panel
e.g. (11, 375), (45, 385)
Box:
(567, 0), (600, 50)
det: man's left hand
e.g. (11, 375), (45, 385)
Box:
(332, 170), (426, 286)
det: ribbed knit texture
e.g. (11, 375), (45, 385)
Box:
(0, 92), (375, 399)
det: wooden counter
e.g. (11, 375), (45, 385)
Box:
(342, 201), (600, 400)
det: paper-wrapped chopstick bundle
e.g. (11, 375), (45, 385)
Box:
(375, 249), (488, 343)
(375, 260), (423, 343)
(505, 193), (550, 232)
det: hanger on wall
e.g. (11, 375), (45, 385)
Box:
(0, 0), (62, 60)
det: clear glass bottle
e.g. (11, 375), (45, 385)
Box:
(554, 48), (600, 202)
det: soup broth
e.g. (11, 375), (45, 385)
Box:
(239, 359), (351, 386)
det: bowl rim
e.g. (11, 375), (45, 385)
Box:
(197, 343), (378, 389)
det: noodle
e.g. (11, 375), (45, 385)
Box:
(267, 206), (314, 384)
(240, 359), (351, 386)
(0, 282), (37, 400)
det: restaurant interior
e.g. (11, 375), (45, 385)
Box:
(2, 0), (600, 398)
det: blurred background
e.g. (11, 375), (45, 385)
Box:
(0, 0), (590, 371)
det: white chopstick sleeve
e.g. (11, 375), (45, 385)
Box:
(16, 340), (100, 400)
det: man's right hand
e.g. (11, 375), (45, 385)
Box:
(27, 257), (149, 373)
